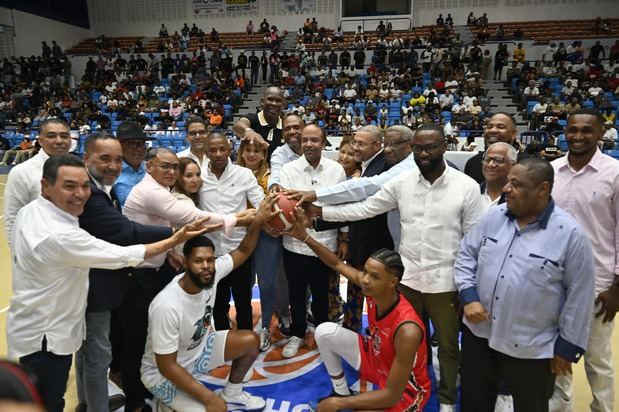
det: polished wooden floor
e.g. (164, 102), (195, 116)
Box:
(0, 174), (617, 411)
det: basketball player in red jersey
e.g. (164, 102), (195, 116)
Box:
(284, 209), (430, 412)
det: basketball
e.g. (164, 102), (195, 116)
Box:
(267, 194), (296, 231)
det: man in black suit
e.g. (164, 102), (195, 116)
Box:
(464, 112), (528, 183)
(75, 132), (173, 412)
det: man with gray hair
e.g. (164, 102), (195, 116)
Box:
(480, 142), (517, 211)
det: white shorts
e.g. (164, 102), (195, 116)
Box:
(148, 330), (228, 410)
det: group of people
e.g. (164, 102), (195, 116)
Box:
(2, 81), (618, 412)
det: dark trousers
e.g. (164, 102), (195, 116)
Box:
(283, 249), (332, 338)
(214, 258), (253, 330)
(20, 337), (72, 412)
(117, 268), (161, 410)
(460, 326), (555, 412)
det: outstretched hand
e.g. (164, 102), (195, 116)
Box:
(283, 207), (311, 240)
(175, 217), (223, 242)
(242, 130), (269, 149)
(256, 193), (280, 225)
(284, 190), (317, 207)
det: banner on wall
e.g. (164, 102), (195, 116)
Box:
(281, 0), (315, 13)
(192, 0), (259, 15)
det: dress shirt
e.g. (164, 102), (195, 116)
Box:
(316, 152), (417, 205)
(454, 202), (595, 362)
(267, 143), (301, 189)
(113, 160), (145, 207)
(7, 197), (145, 358)
(123, 173), (235, 267)
(199, 159), (264, 256)
(552, 150), (619, 294)
(3, 149), (50, 246)
(177, 147), (209, 169)
(323, 163), (482, 293)
(282, 155), (346, 256)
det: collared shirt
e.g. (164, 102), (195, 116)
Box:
(4, 149), (50, 246)
(361, 149), (383, 176)
(454, 202), (595, 362)
(246, 111), (283, 160)
(267, 143), (301, 189)
(281, 155), (346, 255)
(316, 152), (417, 205)
(199, 159), (264, 256)
(177, 147), (209, 169)
(552, 150), (619, 293)
(123, 173), (235, 267)
(113, 160), (146, 207)
(7, 197), (145, 358)
(323, 164), (482, 293)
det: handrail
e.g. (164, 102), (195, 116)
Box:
(339, 17), (411, 33)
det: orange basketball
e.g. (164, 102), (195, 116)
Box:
(267, 194), (296, 231)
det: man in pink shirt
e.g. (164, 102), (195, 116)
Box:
(550, 108), (619, 412)
(120, 147), (254, 411)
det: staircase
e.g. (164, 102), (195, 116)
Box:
(231, 84), (267, 124)
(279, 34), (297, 50)
(452, 25), (475, 45)
(485, 80), (528, 133)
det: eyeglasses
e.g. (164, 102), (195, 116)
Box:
(482, 156), (513, 166)
(154, 162), (180, 172)
(384, 139), (409, 148)
(412, 143), (443, 154)
(123, 140), (146, 149)
(188, 130), (208, 137)
(350, 140), (374, 148)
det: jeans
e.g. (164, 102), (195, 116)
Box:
(283, 249), (332, 338)
(76, 311), (112, 412)
(20, 337), (73, 412)
(252, 232), (283, 329)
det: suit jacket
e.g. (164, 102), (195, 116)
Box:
(347, 151), (394, 266)
(79, 177), (172, 312)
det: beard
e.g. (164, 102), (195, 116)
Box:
(415, 156), (443, 174)
(187, 268), (215, 290)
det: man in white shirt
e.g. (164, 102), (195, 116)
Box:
(200, 132), (265, 332)
(523, 81), (540, 97)
(4, 118), (71, 245)
(304, 124), (483, 412)
(177, 117), (209, 168)
(279, 124), (347, 358)
(141, 196), (277, 412)
(8, 154), (208, 412)
(480, 142), (516, 211)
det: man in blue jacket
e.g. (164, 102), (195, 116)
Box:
(76, 132), (173, 412)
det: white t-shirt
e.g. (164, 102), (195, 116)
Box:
(141, 254), (234, 388)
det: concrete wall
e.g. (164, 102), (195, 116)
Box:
(0, 7), (90, 57)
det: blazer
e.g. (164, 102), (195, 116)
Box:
(79, 177), (173, 312)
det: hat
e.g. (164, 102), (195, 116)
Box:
(116, 121), (152, 140)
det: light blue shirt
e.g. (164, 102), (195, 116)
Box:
(454, 200), (595, 362)
(268, 143), (301, 189)
(316, 152), (416, 204)
(113, 160), (146, 207)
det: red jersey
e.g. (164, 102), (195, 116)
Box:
(358, 293), (430, 412)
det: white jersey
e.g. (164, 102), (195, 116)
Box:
(141, 254), (234, 388)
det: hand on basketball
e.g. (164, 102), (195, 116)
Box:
(284, 189), (317, 206)
(303, 203), (322, 219)
(235, 208), (257, 227)
(463, 301), (489, 323)
(256, 193), (280, 225)
(269, 183), (283, 193)
(550, 355), (573, 376)
(284, 207), (310, 240)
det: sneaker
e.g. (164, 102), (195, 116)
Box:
(439, 404), (456, 412)
(257, 328), (271, 352)
(218, 389), (266, 411)
(0, 162), (6, 167)
(494, 394), (514, 412)
(282, 336), (304, 358)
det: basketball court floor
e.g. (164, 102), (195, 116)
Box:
(0, 173), (617, 411)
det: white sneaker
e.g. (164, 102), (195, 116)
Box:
(439, 404), (456, 412)
(257, 327), (271, 352)
(218, 389), (266, 411)
(494, 394), (514, 412)
(282, 336), (304, 358)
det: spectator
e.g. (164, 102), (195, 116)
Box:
(513, 43), (526, 63)
(246, 20), (254, 34)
